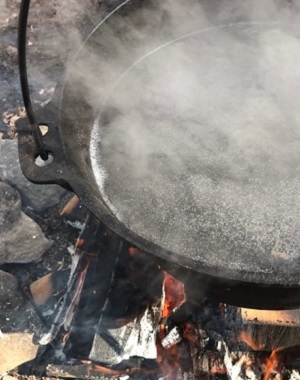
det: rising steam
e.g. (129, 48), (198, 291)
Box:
(72, 0), (300, 278)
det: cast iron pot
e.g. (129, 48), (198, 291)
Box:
(17, 0), (300, 309)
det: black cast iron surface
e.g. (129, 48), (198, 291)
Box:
(17, 0), (300, 308)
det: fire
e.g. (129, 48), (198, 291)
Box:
(264, 348), (282, 380)
(239, 331), (280, 379)
(239, 330), (265, 351)
(239, 332), (290, 379)
(262, 346), (300, 380)
(156, 272), (188, 378)
(161, 272), (186, 319)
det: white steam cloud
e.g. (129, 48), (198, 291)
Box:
(66, 0), (300, 277)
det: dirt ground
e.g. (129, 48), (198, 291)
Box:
(0, 0), (110, 138)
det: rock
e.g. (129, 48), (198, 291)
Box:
(0, 179), (21, 227)
(0, 332), (39, 375)
(2, 212), (52, 263)
(0, 139), (68, 213)
(0, 270), (23, 310)
(0, 270), (43, 374)
(0, 182), (52, 264)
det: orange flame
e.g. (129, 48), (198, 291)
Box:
(264, 348), (282, 380)
(157, 273), (187, 377)
(239, 330), (265, 351)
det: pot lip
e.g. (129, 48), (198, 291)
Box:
(62, 170), (300, 288)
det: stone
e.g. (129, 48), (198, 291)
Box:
(0, 182), (52, 264)
(0, 332), (39, 375)
(0, 139), (67, 213)
(0, 270), (22, 312)
(0, 270), (23, 310)
(0, 270), (43, 374)
(0, 179), (21, 228)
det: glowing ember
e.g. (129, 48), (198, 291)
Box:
(161, 272), (186, 320)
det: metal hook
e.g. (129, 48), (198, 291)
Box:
(18, 0), (48, 161)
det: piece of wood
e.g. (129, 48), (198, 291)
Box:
(29, 273), (53, 306)
(241, 308), (300, 326)
(29, 269), (70, 307)
(239, 308), (300, 351)
(60, 195), (79, 217)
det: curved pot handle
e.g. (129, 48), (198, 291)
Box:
(16, 102), (72, 191)
(17, 0), (71, 190)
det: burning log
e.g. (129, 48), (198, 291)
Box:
(21, 210), (300, 380)
(238, 308), (300, 351)
(161, 272), (186, 321)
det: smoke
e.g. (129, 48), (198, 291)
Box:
(65, 0), (300, 276)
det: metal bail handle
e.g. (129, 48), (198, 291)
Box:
(18, 0), (48, 161)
